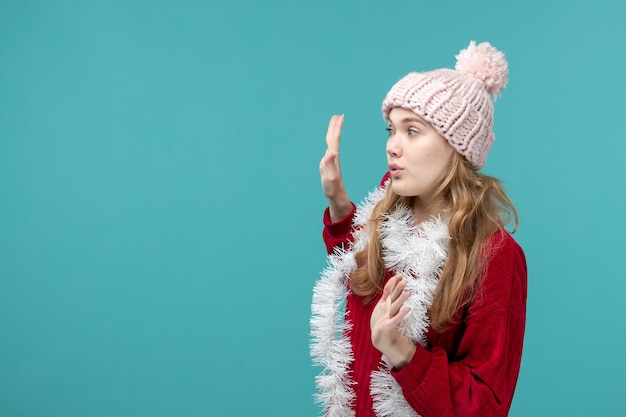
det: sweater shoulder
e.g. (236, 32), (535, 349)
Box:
(468, 229), (527, 318)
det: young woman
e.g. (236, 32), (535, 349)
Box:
(311, 41), (527, 417)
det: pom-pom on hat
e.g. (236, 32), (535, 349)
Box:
(382, 41), (508, 169)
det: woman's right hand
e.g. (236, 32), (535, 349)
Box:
(320, 115), (352, 222)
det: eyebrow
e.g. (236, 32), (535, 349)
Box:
(402, 117), (426, 124)
(389, 117), (427, 126)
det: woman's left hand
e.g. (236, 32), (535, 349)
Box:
(370, 274), (417, 370)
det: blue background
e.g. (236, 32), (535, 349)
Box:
(1, 0), (625, 416)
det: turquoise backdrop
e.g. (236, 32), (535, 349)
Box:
(1, 0), (625, 416)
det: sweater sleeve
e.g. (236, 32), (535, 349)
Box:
(391, 232), (528, 417)
(322, 203), (357, 254)
(322, 173), (390, 255)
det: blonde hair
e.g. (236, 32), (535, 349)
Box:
(351, 152), (518, 332)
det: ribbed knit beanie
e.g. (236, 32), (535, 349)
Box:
(382, 41), (508, 169)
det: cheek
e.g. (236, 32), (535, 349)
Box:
(417, 149), (453, 185)
(406, 139), (453, 178)
(420, 150), (446, 171)
(431, 144), (454, 170)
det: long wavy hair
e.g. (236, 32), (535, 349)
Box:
(351, 152), (518, 332)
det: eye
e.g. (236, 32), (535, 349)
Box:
(408, 128), (419, 136)
(385, 127), (394, 137)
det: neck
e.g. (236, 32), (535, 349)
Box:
(412, 195), (448, 223)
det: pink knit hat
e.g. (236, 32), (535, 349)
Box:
(382, 41), (508, 169)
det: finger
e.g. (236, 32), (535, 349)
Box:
(324, 116), (336, 148)
(389, 276), (407, 301)
(385, 277), (410, 316)
(380, 274), (400, 301)
(380, 274), (399, 302)
(319, 151), (338, 168)
(384, 275), (406, 306)
(326, 115), (341, 151)
(389, 289), (411, 316)
(393, 306), (411, 325)
(325, 114), (344, 153)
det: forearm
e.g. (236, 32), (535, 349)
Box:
(392, 312), (525, 417)
(327, 190), (353, 223)
(382, 333), (417, 371)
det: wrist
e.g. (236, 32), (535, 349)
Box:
(382, 335), (416, 370)
(328, 196), (352, 223)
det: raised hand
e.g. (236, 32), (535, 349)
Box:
(320, 115), (352, 222)
(370, 274), (416, 370)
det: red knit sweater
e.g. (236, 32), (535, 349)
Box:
(322, 204), (527, 417)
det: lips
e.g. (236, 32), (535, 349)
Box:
(388, 163), (403, 177)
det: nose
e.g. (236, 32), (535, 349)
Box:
(386, 132), (401, 158)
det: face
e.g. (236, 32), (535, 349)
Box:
(386, 107), (455, 204)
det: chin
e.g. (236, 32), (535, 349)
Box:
(390, 182), (418, 198)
